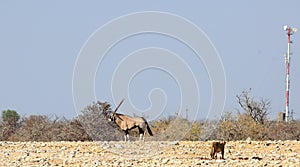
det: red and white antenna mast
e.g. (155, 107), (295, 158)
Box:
(283, 25), (297, 122)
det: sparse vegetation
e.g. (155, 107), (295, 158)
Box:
(0, 109), (21, 140)
(1, 90), (300, 141)
(77, 101), (123, 141)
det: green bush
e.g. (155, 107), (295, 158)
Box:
(2, 109), (20, 124)
(0, 110), (20, 140)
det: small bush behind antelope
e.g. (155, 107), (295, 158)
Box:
(77, 101), (124, 141)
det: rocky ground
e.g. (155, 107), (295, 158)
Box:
(0, 140), (299, 166)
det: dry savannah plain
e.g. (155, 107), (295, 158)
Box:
(0, 140), (300, 166)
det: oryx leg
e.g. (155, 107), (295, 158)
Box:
(124, 130), (130, 142)
(126, 134), (130, 142)
(143, 131), (146, 141)
(139, 134), (143, 141)
(138, 127), (145, 141)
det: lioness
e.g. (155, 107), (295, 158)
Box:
(210, 141), (226, 159)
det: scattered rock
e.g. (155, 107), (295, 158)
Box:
(169, 141), (179, 145)
(0, 141), (299, 166)
(246, 137), (251, 144)
(161, 158), (169, 164)
(265, 142), (271, 146)
(252, 156), (263, 160)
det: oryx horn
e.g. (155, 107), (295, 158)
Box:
(113, 99), (125, 113)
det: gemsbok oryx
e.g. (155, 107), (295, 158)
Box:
(109, 99), (153, 141)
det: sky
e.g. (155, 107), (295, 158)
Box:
(1, 1), (300, 121)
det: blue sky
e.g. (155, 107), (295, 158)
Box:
(1, 1), (300, 120)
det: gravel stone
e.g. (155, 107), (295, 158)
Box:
(0, 141), (299, 166)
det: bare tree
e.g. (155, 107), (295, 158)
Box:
(236, 88), (270, 124)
